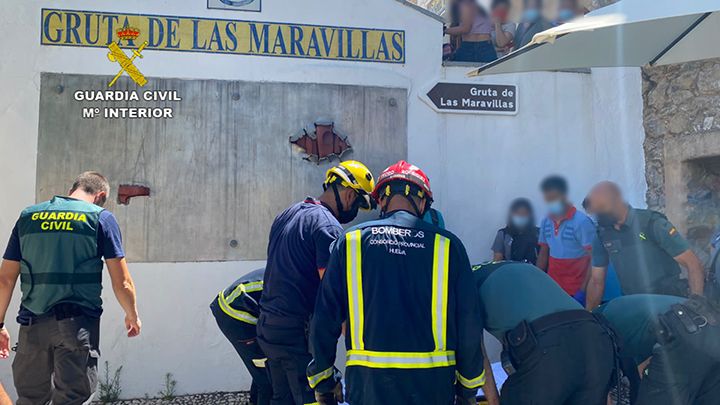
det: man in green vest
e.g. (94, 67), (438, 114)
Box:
(0, 171), (141, 405)
(586, 181), (705, 310)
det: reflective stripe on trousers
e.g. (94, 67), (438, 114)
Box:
(217, 293), (258, 325)
(225, 280), (263, 304)
(345, 229), (452, 368)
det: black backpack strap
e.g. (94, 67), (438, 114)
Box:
(430, 209), (440, 227)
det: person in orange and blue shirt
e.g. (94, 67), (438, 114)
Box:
(536, 175), (596, 300)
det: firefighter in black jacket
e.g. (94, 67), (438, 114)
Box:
(210, 268), (271, 405)
(307, 161), (485, 405)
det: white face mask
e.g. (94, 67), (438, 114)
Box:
(558, 8), (575, 21)
(522, 8), (541, 22)
(547, 200), (565, 216)
(511, 215), (530, 228)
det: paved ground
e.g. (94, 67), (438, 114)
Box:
(93, 392), (251, 404)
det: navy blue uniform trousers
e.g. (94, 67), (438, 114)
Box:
(211, 302), (272, 405)
(257, 313), (316, 405)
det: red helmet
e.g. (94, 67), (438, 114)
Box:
(371, 160), (433, 202)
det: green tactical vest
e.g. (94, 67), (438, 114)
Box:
(597, 209), (682, 296)
(17, 196), (105, 315)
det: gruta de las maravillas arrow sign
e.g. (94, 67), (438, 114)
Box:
(425, 82), (517, 115)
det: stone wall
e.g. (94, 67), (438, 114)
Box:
(643, 58), (720, 262)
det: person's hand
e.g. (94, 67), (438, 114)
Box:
(315, 381), (344, 405)
(0, 328), (10, 359)
(125, 315), (142, 337)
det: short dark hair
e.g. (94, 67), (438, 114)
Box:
(540, 175), (568, 194)
(524, 0), (543, 7)
(492, 0), (511, 7)
(582, 196), (591, 211)
(70, 171), (110, 195)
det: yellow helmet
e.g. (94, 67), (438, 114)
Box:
(324, 160), (376, 210)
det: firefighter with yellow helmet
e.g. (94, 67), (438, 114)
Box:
(257, 160), (374, 405)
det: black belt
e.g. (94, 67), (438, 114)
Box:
(528, 309), (597, 335)
(25, 303), (86, 326)
(502, 310), (601, 376)
(657, 295), (720, 344)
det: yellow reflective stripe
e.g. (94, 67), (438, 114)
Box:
(346, 230), (365, 350)
(241, 281), (264, 293)
(252, 358), (267, 368)
(217, 294), (258, 325)
(456, 370), (486, 389)
(225, 280), (264, 304)
(307, 366), (334, 389)
(224, 284), (245, 305)
(304, 403), (320, 405)
(432, 235), (450, 351)
(346, 350), (456, 369)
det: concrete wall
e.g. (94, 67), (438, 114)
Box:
(37, 73), (407, 262)
(0, 0), (646, 399)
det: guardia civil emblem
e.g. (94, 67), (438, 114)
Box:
(107, 23), (148, 87)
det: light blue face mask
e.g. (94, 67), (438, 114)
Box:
(547, 200), (565, 216)
(511, 215), (530, 228)
(558, 8), (575, 22)
(522, 9), (541, 22)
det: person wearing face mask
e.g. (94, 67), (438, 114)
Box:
(492, 198), (539, 264)
(537, 175), (596, 299)
(0, 171), (141, 405)
(258, 160), (375, 405)
(513, 0), (552, 50)
(490, 0), (516, 58)
(582, 197), (623, 305)
(585, 181), (705, 311)
(554, 0), (583, 25)
(307, 161), (485, 405)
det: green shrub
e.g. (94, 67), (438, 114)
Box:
(98, 361), (123, 403)
(159, 372), (178, 401)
